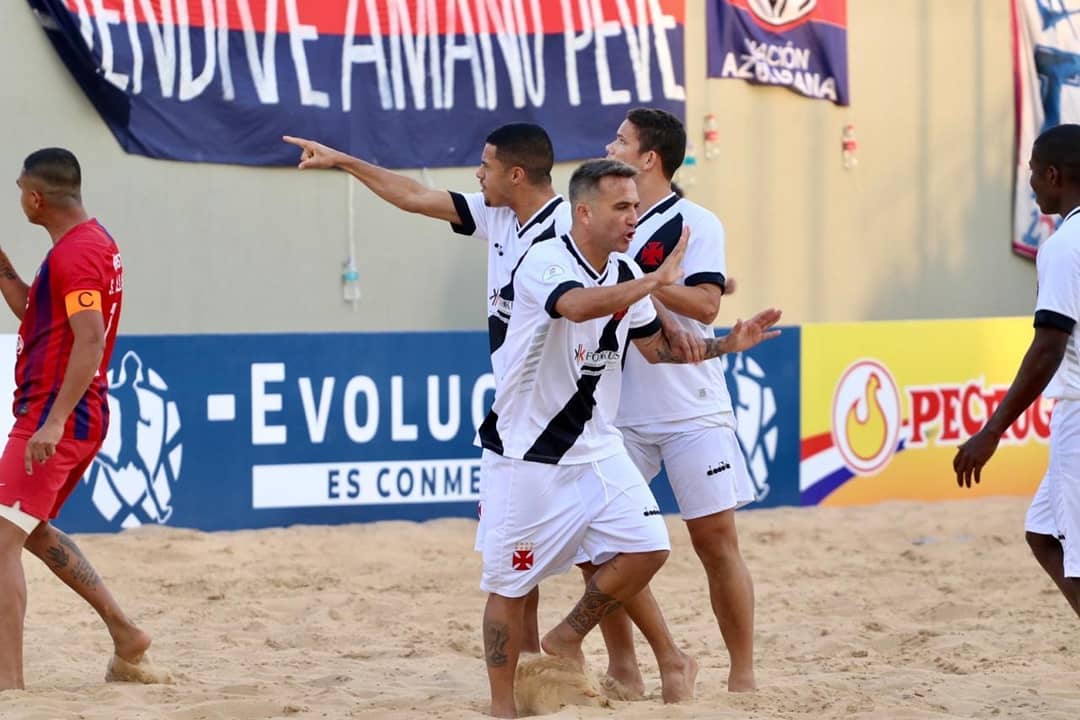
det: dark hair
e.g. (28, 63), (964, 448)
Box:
(1033, 124), (1080, 182)
(22, 148), (82, 203)
(568, 159), (638, 204)
(625, 108), (686, 180)
(485, 123), (554, 186)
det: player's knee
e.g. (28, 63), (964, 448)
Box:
(637, 549), (669, 576)
(690, 521), (740, 566)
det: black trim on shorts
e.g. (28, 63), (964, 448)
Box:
(1034, 309), (1076, 334)
(448, 191), (476, 236)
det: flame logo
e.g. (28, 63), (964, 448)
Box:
(844, 373), (887, 461)
(831, 359), (901, 477)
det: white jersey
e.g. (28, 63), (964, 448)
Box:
(449, 192), (571, 360)
(478, 235), (661, 465)
(1036, 206), (1080, 400)
(616, 193), (732, 426)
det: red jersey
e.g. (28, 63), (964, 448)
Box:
(14, 219), (123, 441)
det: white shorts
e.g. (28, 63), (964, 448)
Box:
(474, 449), (498, 552)
(619, 414), (756, 521)
(1026, 399), (1080, 577)
(480, 451), (670, 598)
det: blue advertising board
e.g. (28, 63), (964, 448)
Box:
(46, 328), (800, 533)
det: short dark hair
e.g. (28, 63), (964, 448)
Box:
(22, 148), (81, 203)
(626, 108), (686, 180)
(485, 123), (554, 186)
(568, 159), (637, 204)
(1033, 124), (1080, 183)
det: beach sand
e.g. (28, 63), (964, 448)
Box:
(3, 496), (1079, 719)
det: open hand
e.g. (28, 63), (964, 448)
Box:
(722, 308), (782, 352)
(953, 428), (1001, 488)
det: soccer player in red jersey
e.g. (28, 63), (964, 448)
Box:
(0, 149), (153, 690)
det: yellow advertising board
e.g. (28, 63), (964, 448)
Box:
(800, 318), (1050, 506)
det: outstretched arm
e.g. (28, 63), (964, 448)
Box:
(633, 308), (782, 364)
(282, 136), (461, 224)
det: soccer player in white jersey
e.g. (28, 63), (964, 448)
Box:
(283, 125), (570, 356)
(283, 125), (570, 653)
(478, 158), (781, 717)
(604, 107), (760, 692)
(955, 123), (1080, 618)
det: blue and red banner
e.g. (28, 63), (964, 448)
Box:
(25, 0), (686, 168)
(1011, 0), (1080, 259)
(705, 0), (848, 105)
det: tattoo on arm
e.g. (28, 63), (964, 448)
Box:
(565, 578), (622, 636)
(651, 334), (728, 364)
(45, 534), (101, 589)
(483, 620), (510, 667)
(0, 254), (17, 281)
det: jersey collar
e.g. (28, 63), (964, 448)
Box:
(636, 192), (679, 227)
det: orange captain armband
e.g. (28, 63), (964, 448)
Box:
(64, 290), (102, 317)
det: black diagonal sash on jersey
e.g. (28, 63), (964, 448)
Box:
(478, 410), (503, 454)
(487, 222), (560, 355)
(521, 261), (636, 464)
(633, 212), (683, 273)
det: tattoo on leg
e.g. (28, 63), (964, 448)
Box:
(46, 534), (101, 589)
(484, 620), (510, 667)
(45, 543), (69, 570)
(565, 578), (622, 636)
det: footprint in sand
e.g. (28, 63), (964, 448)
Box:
(514, 655), (610, 715)
(105, 654), (174, 685)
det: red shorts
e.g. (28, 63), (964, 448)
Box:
(0, 430), (100, 521)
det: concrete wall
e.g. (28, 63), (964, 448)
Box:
(0, 0), (1031, 334)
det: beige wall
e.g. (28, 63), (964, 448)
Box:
(0, 0), (1030, 334)
(679, 0), (1030, 325)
